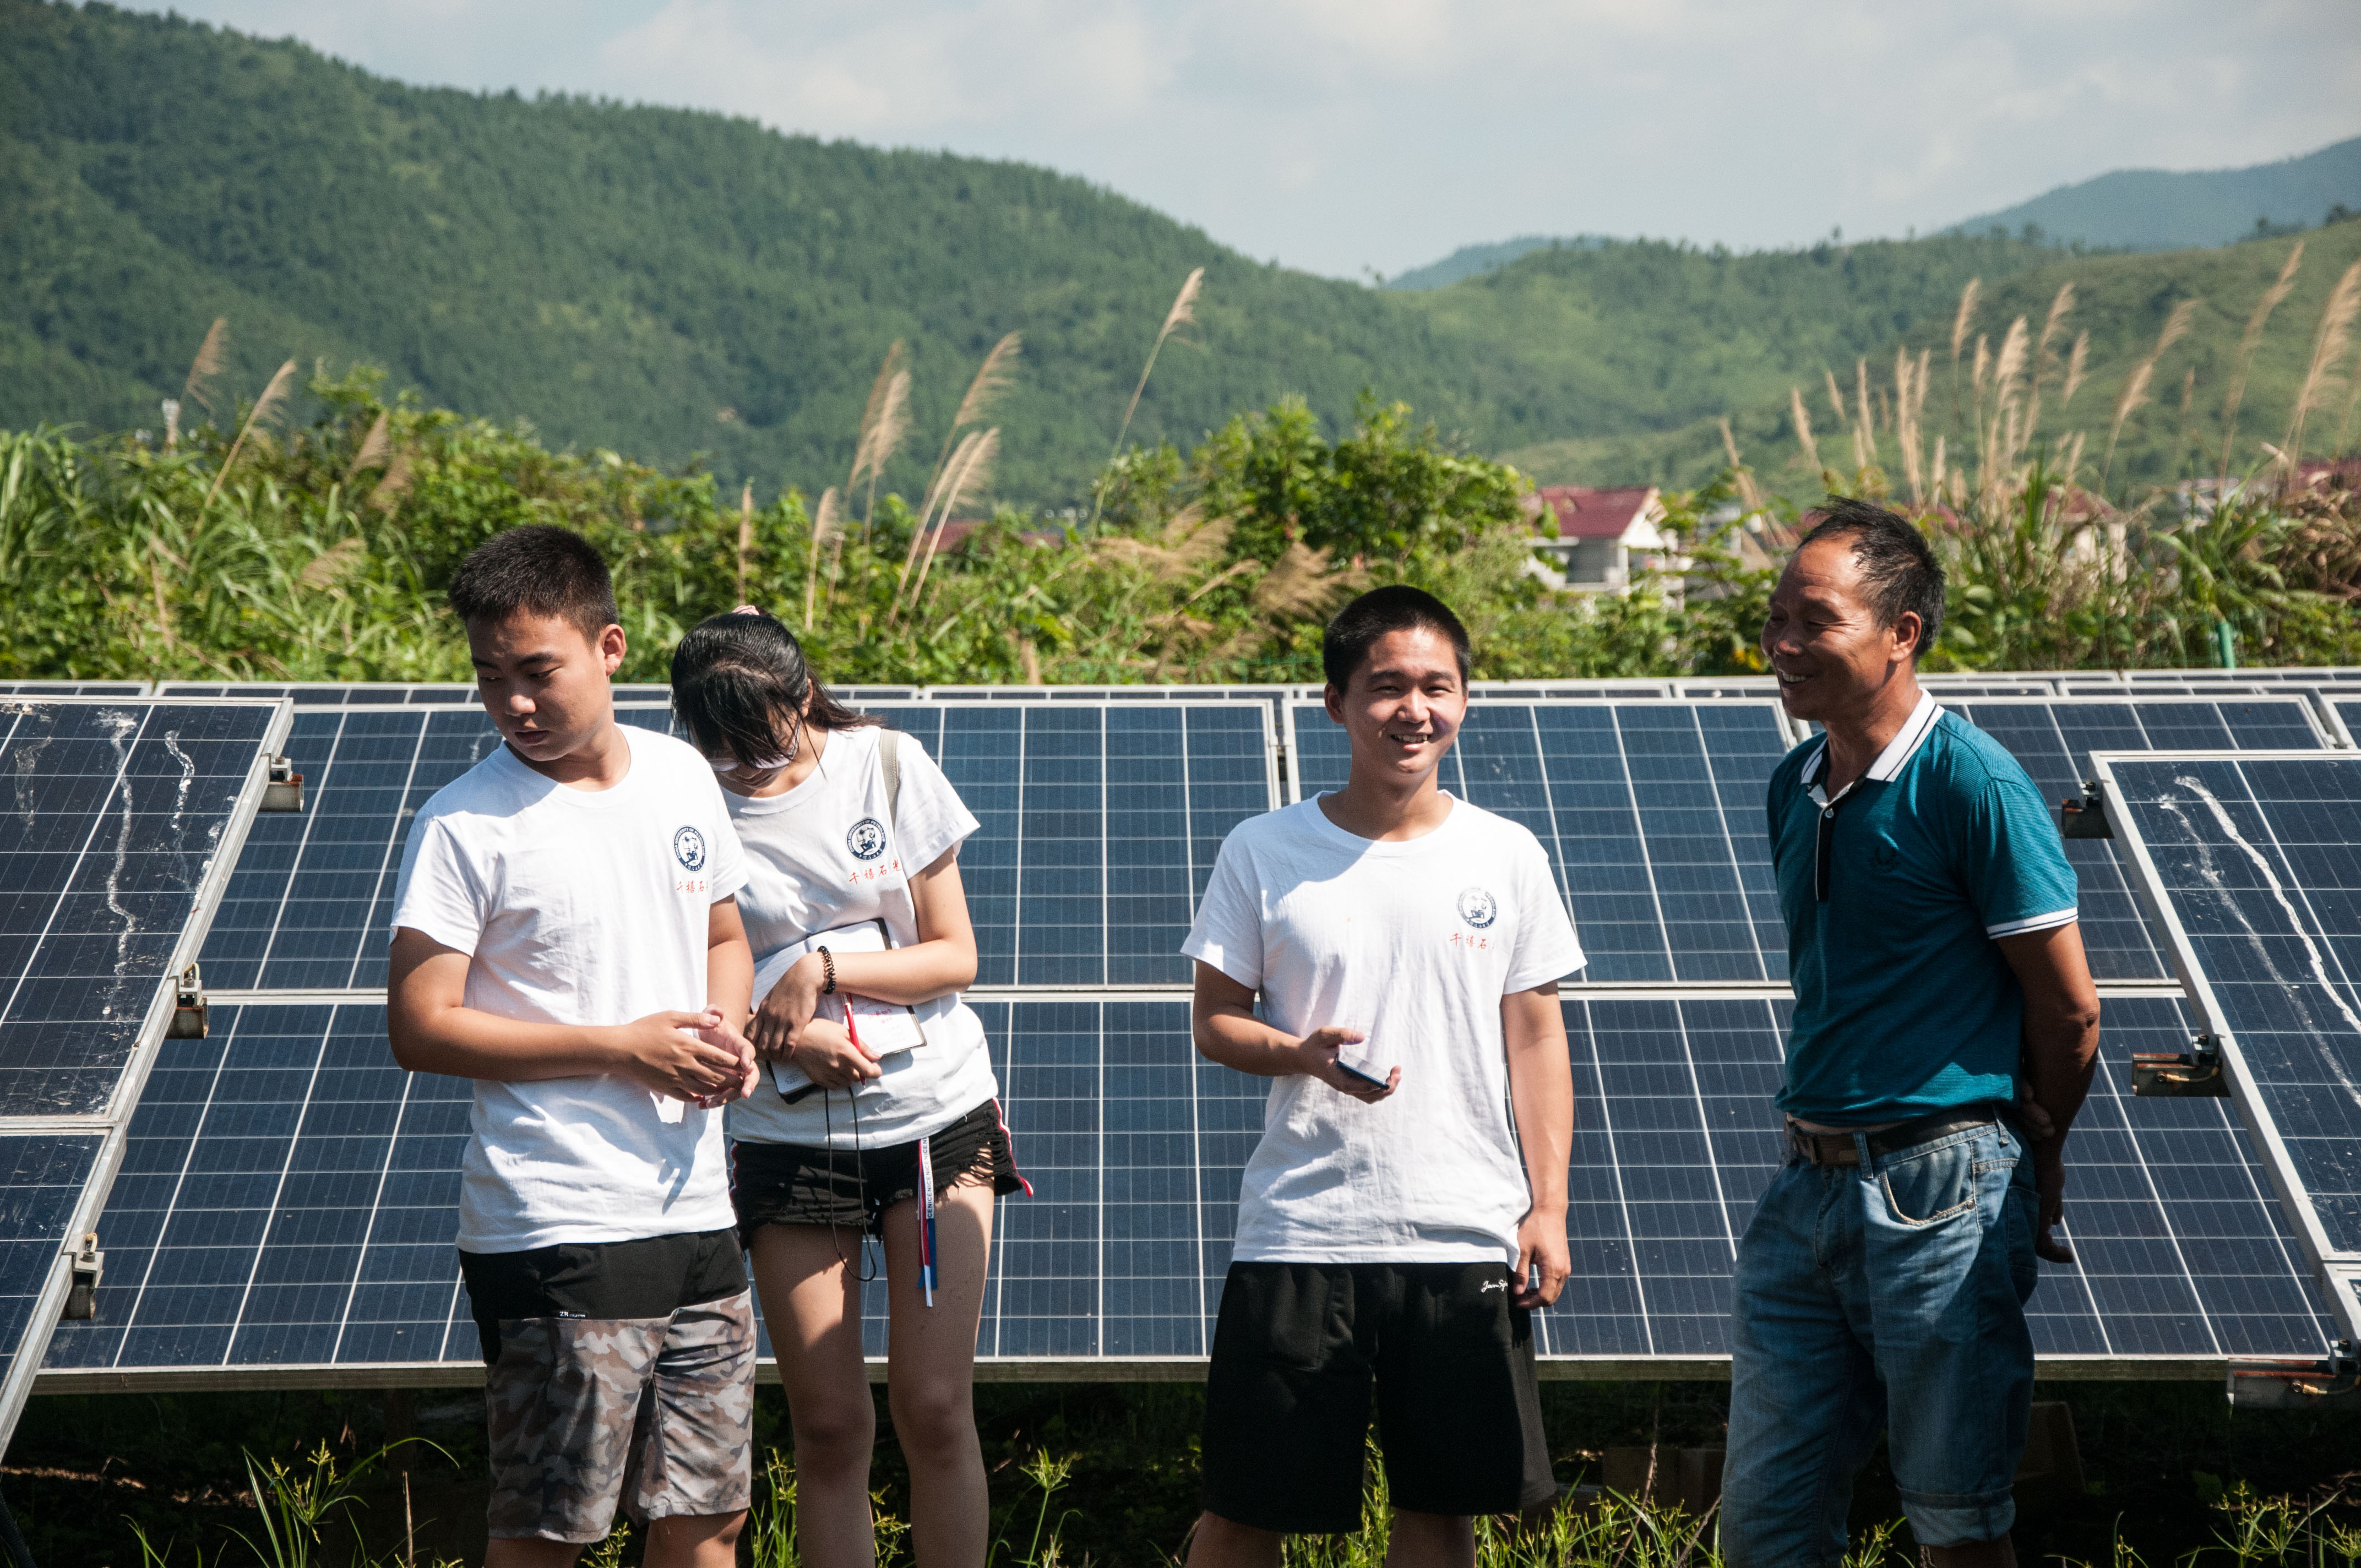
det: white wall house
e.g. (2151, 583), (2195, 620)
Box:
(1525, 486), (1673, 592)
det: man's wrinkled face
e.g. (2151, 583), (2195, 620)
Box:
(466, 609), (624, 767)
(1325, 626), (1467, 786)
(1759, 536), (1918, 725)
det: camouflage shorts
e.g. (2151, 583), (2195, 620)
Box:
(483, 1291), (756, 1542)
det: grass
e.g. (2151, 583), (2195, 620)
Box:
(11, 1381), (2360, 1566)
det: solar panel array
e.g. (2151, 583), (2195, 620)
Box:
(1291, 699), (1802, 986)
(39, 988), (2329, 1381)
(14, 673), (2361, 1397)
(2097, 752), (2361, 1341)
(0, 697), (286, 1445)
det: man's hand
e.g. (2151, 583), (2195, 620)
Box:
(1294, 1026), (1397, 1103)
(1513, 1208), (1570, 1309)
(787, 1017), (882, 1091)
(748, 954), (827, 1061)
(614, 1009), (750, 1101)
(2030, 1143), (2073, 1264)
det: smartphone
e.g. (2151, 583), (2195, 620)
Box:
(1335, 1059), (1390, 1091)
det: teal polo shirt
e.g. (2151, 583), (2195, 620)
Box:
(1766, 692), (2077, 1124)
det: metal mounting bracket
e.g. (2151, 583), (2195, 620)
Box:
(262, 754), (304, 812)
(166, 963), (208, 1039)
(2131, 1033), (2228, 1097)
(2227, 1341), (2359, 1408)
(64, 1232), (101, 1320)
(2059, 779), (2112, 839)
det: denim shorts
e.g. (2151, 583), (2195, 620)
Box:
(1721, 1118), (2038, 1564)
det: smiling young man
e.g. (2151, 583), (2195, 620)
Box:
(1722, 501), (2101, 1567)
(1180, 586), (1581, 1568)
(386, 526), (760, 1568)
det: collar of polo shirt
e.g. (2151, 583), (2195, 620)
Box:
(1801, 690), (1943, 808)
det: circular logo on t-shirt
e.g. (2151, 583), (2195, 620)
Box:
(1456, 887), (1499, 929)
(846, 817), (888, 861)
(672, 826), (708, 872)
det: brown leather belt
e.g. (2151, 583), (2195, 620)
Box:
(1787, 1108), (2001, 1168)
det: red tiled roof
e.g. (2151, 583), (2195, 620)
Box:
(1530, 486), (1658, 540)
(927, 519), (1062, 553)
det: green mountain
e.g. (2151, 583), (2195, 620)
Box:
(1385, 236), (1600, 291)
(3, 1), (2355, 508)
(1951, 135), (2361, 252)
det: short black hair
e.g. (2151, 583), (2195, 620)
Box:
(1321, 585), (1472, 690)
(670, 608), (878, 766)
(1797, 499), (1945, 657)
(447, 525), (620, 643)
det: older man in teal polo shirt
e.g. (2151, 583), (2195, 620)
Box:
(1721, 500), (2102, 1568)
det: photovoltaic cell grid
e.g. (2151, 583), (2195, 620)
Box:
(0, 1137), (102, 1406)
(1549, 992), (2329, 1359)
(1288, 700), (1794, 984)
(0, 699), (287, 1115)
(2098, 753), (2361, 1306)
(197, 705), (676, 992)
(860, 704), (1277, 988)
(2327, 698), (2361, 749)
(45, 991), (2330, 1378)
(1939, 699), (2326, 985)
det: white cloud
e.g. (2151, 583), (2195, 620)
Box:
(134, 0), (2361, 276)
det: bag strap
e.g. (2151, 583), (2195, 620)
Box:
(880, 728), (902, 827)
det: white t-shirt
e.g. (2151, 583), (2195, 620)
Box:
(722, 724), (998, 1150)
(1182, 794), (1585, 1264)
(389, 726), (748, 1253)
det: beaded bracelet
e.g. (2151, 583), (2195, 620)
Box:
(817, 946), (836, 995)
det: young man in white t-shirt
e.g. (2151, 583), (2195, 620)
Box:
(387, 526), (760, 1568)
(1182, 586), (1581, 1568)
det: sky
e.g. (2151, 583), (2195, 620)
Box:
(135, 0), (2361, 281)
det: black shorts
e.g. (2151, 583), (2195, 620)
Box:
(1202, 1261), (1554, 1533)
(457, 1228), (748, 1366)
(730, 1098), (1026, 1240)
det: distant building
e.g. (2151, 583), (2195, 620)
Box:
(1526, 486), (1674, 592)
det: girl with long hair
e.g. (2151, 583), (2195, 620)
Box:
(671, 608), (1023, 1568)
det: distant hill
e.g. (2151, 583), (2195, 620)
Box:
(1385, 236), (1608, 291)
(1950, 135), (2361, 251)
(4, 1), (2354, 504)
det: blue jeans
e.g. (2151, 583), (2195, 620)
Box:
(1722, 1119), (2038, 1565)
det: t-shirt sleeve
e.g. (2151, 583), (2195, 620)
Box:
(888, 732), (980, 875)
(389, 810), (488, 954)
(1504, 831), (1585, 990)
(1961, 766), (2079, 939)
(1180, 831), (1265, 990)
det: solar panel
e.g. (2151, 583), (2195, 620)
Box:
(1938, 698), (2326, 985)
(863, 704), (1279, 987)
(0, 683), (150, 697)
(2094, 750), (2361, 1340)
(0, 699), (292, 1113)
(2061, 678), (2273, 697)
(43, 988), (2329, 1385)
(1546, 990), (2331, 1362)
(154, 682), (673, 706)
(1287, 700), (1794, 985)
(0, 1136), (105, 1438)
(2124, 667), (2361, 688)
(0, 697), (287, 1445)
(2324, 698), (2361, 749)
(1471, 679), (1675, 699)
(197, 705), (676, 993)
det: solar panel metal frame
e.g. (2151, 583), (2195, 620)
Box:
(2322, 698), (2361, 750)
(0, 697), (292, 1446)
(0, 682), (153, 697)
(2089, 748), (2361, 1343)
(153, 682), (676, 707)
